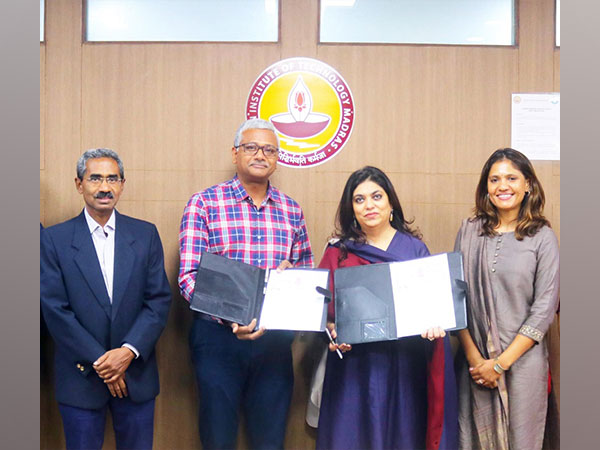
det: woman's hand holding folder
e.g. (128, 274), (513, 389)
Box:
(326, 322), (352, 356)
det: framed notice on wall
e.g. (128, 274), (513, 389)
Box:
(511, 93), (560, 161)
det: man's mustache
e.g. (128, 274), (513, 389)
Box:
(95, 191), (114, 199)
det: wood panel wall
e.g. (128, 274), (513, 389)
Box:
(40, 1), (560, 448)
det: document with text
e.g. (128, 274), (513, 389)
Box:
(334, 252), (467, 344)
(190, 252), (330, 331)
(391, 253), (457, 338)
(260, 268), (330, 331)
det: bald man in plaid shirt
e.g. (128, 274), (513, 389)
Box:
(178, 119), (313, 449)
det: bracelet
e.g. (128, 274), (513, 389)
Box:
(493, 357), (508, 374)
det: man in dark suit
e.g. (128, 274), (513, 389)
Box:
(41, 148), (171, 450)
(40, 222), (48, 376)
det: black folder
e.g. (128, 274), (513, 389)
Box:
(190, 252), (330, 331)
(334, 252), (468, 344)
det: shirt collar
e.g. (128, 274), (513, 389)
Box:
(230, 175), (281, 205)
(84, 208), (116, 234)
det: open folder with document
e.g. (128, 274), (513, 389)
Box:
(190, 252), (330, 331)
(334, 252), (468, 344)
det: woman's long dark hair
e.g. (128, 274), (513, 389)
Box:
(474, 148), (550, 239)
(333, 166), (421, 260)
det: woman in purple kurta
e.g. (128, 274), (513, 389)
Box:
(316, 167), (458, 450)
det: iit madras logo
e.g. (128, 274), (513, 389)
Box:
(246, 57), (355, 168)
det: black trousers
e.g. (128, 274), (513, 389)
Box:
(190, 318), (295, 450)
(58, 397), (155, 450)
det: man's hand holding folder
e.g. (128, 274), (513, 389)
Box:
(230, 318), (266, 340)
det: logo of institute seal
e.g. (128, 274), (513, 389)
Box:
(246, 57), (355, 168)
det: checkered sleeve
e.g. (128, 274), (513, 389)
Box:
(291, 209), (314, 269)
(178, 194), (208, 302)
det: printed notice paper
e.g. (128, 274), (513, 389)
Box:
(511, 93), (560, 161)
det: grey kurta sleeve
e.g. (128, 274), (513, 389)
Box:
(518, 226), (560, 342)
(454, 219), (466, 252)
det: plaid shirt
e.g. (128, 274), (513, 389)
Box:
(178, 175), (314, 302)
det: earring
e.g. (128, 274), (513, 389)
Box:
(353, 218), (359, 228)
(389, 210), (394, 223)
(525, 190), (531, 195)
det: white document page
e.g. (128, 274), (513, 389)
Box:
(390, 253), (457, 338)
(259, 269), (329, 331)
(511, 93), (560, 161)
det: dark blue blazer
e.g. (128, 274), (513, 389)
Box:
(40, 210), (172, 409)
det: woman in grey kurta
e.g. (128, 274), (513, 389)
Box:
(454, 148), (559, 450)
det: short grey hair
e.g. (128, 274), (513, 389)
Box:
(233, 118), (280, 148)
(76, 148), (124, 180)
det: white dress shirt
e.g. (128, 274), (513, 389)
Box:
(84, 208), (139, 359)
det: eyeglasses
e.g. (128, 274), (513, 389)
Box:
(235, 142), (279, 158)
(85, 175), (123, 185)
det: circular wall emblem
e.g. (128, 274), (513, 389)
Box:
(246, 57), (355, 168)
